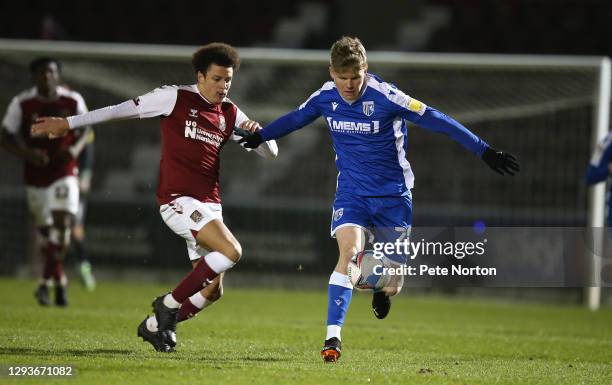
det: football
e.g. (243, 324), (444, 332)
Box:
(347, 250), (391, 291)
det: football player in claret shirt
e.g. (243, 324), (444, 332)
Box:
(32, 43), (278, 352)
(1, 57), (92, 307)
(240, 36), (520, 362)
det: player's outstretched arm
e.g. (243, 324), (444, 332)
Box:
(239, 108), (319, 149)
(481, 147), (520, 176)
(240, 91), (322, 149)
(405, 104), (520, 176)
(31, 85), (178, 141)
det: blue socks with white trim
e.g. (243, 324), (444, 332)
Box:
(326, 271), (353, 340)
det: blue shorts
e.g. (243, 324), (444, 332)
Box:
(330, 193), (412, 263)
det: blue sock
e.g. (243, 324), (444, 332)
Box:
(326, 271), (353, 339)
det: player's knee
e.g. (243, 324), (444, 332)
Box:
(219, 240), (242, 262)
(340, 246), (359, 263)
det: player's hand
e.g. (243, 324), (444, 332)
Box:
(238, 131), (264, 149)
(25, 148), (50, 167)
(233, 120), (262, 138)
(239, 119), (261, 133)
(31, 117), (70, 139)
(482, 147), (520, 176)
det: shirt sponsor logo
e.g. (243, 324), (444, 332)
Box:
(326, 117), (380, 134)
(190, 210), (203, 223)
(184, 120), (224, 147)
(362, 101), (375, 116)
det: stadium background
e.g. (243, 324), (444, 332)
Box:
(0, 0), (610, 303)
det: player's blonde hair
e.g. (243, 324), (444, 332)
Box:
(330, 36), (367, 71)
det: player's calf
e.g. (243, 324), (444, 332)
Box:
(177, 279), (222, 322)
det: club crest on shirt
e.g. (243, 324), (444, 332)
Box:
(218, 115), (226, 131)
(189, 108), (198, 118)
(190, 210), (203, 223)
(333, 208), (344, 222)
(362, 101), (374, 116)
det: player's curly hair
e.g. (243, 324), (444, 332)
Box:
(29, 57), (61, 74)
(192, 43), (240, 74)
(330, 36), (367, 71)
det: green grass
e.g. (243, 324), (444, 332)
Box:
(0, 278), (610, 385)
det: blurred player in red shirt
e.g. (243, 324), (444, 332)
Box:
(1, 57), (92, 307)
(32, 43), (278, 352)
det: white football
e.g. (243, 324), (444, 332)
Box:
(347, 250), (391, 291)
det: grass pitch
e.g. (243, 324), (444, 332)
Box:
(0, 278), (610, 385)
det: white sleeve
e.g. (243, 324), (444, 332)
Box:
(254, 137), (278, 158)
(1, 97), (22, 134)
(67, 100), (140, 129)
(134, 86), (178, 118)
(67, 86), (178, 129)
(74, 92), (89, 114)
(230, 106), (278, 158)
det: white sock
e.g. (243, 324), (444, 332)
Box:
(163, 293), (181, 309)
(204, 251), (235, 274)
(326, 325), (342, 341)
(146, 316), (158, 332)
(329, 271), (353, 289)
(189, 291), (207, 309)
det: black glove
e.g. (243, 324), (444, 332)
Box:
(238, 131), (264, 149)
(482, 147), (520, 176)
